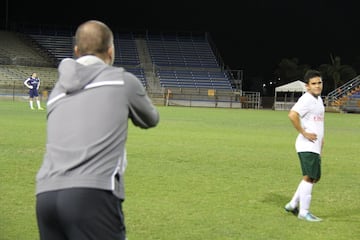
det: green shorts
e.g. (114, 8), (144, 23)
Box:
(298, 152), (321, 180)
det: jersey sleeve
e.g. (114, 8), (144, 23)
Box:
(291, 94), (311, 117)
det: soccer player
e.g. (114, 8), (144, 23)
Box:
(285, 69), (325, 222)
(35, 20), (160, 240)
(24, 72), (44, 110)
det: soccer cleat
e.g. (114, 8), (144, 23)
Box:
(298, 212), (322, 222)
(284, 203), (299, 216)
(38, 107), (44, 110)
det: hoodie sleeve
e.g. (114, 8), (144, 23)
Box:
(126, 72), (159, 129)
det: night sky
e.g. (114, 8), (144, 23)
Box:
(1, 0), (359, 82)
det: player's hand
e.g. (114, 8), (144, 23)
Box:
(30, 86), (33, 89)
(303, 132), (317, 142)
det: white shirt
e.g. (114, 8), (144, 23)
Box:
(291, 92), (325, 154)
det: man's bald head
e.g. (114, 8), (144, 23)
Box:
(74, 20), (114, 64)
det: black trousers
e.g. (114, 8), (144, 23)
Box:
(36, 188), (126, 240)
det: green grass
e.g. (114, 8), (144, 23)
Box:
(0, 100), (359, 240)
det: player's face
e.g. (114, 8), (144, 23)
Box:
(306, 77), (323, 97)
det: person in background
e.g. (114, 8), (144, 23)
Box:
(285, 69), (325, 222)
(24, 72), (43, 110)
(35, 20), (160, 240)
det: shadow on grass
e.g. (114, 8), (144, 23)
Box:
(320, 207), (360, 220)
(261, 192), (290, 208)
(261, 192), (360, 221)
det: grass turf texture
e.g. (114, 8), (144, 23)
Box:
(0, 100), (359, 240)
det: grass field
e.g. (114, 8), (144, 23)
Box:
(0, 100), (359, 240)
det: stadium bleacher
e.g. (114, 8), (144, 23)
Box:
(340, 87), (360, 113)
(1, 26), (241, 107)
(146, 33), (219, 68)
(114, 32), (140, 66)
(28, 34), (74, 62)
(327, 75), (360, 113)
(28, 33), (141, 67)
(157, 69), (232, 90)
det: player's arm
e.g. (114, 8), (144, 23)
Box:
(24, 78), (33, 89)
(37, 79), (40, 90)
(288, 110), (317, 142)
(288, 110), (303, 134)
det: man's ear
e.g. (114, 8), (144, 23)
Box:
(74, 46), (80, 57)
(107, 45), (115, 65)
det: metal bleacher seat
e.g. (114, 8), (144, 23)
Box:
(29, 30), (140, 67)
(29, 34), (73, 63)
(157, 69), (232, 90)
(341, 93), (360, 113)
(146, 34), (219, 68)
(114, 32), (140, 66)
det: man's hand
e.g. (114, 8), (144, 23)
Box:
(302, 131), (317, 142)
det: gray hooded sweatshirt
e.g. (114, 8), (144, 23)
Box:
(36, 56), (159, 199)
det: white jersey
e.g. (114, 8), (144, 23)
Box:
(291, 92), (325, 154)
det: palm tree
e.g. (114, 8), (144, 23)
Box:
(274, 57), (310, 86)
(318, 54), (357, 94)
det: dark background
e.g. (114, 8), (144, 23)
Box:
(1, 0), (359, 87)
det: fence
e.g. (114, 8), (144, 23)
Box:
(164, 89), (260, 109)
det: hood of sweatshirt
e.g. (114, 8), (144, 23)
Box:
(58, 56), (108, 94)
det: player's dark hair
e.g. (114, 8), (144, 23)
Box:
(304, 69), (321, 84)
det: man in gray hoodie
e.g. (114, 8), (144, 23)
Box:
(35, 20), (159, 240)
